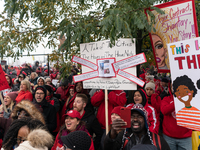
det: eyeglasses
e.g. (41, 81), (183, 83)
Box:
(35, 93), (45, 95)
(15, 137), (27, 143)
(17, 111), (30, 117)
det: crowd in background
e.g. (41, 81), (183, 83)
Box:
(0, 61), (193, 150)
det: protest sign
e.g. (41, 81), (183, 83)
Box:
(146, 0), (198, 73)
(52, 79), (59, 87)
(112, 53), (146, 72)
(97, 58), (116, 78)
(118, 70), (145, 87)
(73, 71), (99, 83)
(0, 66), (10, 91)
(79, 38), (145, 90)
(72, 56), (97, 70)
(168, 37), (200, 131)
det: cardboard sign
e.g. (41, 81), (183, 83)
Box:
(146, 0), (198, 73)
(0, 66), (10, 91)
(80, 38), (139, 90)
(168, 37), (200, 131)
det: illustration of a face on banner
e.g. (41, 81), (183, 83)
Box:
(147, 0), (198, 73)
(150, 8), (179, 72)
(172, 75), (200, 131)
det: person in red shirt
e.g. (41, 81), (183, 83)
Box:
(15, 80), (33, 103)
(56, 78), (69, 101)
(145, 81), (161, 116)
(161, 81), (192, 150)
(91, 90), (127, 129)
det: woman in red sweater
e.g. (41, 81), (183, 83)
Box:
(15, 80), (33, 103)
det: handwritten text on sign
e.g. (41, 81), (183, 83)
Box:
(73, 71), (99, 83)
(72, 56), (97, 70)
(81, 38), (138, 90)
(147, 0), (198, 72)
(113, 53), (146, 72)
(118, 70), (145, 87)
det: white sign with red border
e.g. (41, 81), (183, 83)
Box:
(76, 38), (145, 90)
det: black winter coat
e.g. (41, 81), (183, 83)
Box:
(82, 109), (103, 150)
(104, 129), (170, 150)
(33, 100), (57, 133)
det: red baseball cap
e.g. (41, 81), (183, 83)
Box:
(64, 110), (81, 119)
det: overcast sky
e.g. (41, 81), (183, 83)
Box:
(0, 1), (55, 66)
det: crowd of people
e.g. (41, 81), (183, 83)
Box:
(0, 62), (195, 150)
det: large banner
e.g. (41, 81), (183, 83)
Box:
(146, 0), (198, 73)
(168, 37), (200, 131)
(79, 38), (145, 90)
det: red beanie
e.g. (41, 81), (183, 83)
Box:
(111, 106), (122, 116)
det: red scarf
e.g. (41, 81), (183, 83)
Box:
(45, 94), (54, 105)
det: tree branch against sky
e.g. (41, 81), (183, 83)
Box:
(0, 0), (169, 60)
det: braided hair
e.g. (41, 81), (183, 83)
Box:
(2, 117), (46, 150)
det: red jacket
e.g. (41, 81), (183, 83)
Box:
(161, 94), (192, 138)
(148, 93), (161, 116)
(15, 90), (33, 103)
(128, 89), (160, 134)
(91, 90), (127, 129)
(144, 103), (159, 134)
(56, 87), (68, 101)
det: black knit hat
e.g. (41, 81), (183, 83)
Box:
(61, 131), (91, 150)
(44, 85), (52, 94)
(35, 86), (47, 99)
(161, 77), (169, 83)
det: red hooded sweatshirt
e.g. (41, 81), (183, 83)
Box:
(160, 84), (192, 138)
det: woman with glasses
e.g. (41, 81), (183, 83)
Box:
(1, 118), (46, 150)
(15, 80), (33, 103)
(51, 110), (94, 150)
(33, 86), (57, 134)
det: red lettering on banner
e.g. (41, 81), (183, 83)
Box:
(169, 3), (190, 19)
(174, 57), (185, 69)
(187, 55), (197, 69)
(197, 54), (200, 69)
(174, 55), (200, 69)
